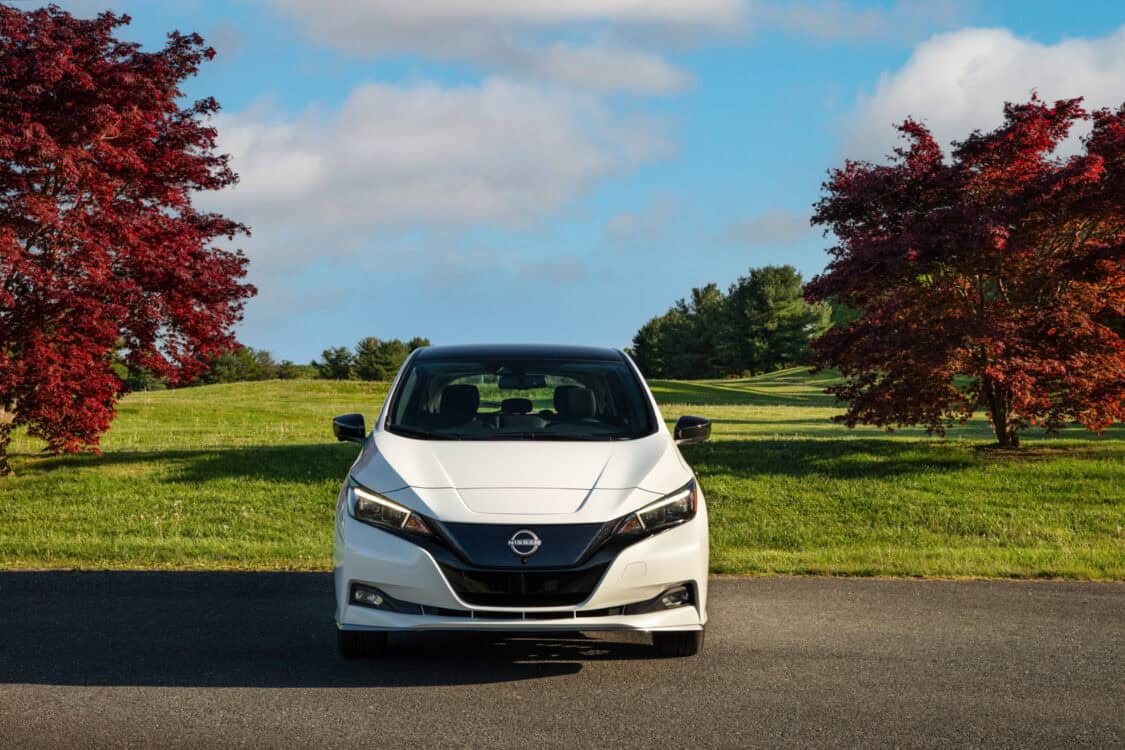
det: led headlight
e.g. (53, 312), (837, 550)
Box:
(347, 481), (430, 536)
(615, 480), (697, 536)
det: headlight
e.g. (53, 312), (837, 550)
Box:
(615, 480), (697, 536)
(347, 481), (431, 536)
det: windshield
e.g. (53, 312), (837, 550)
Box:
(385, 356), (657, 441)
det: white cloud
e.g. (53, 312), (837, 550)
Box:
(263, 1), (975, 94)
(199, 78), (669, 264)
(198, 78), (670, 281)
(845, 26), (1125, 160)
(267, 0), (743, 41)
(206, 21), (243, 63)
(753, 0), (965, 43)
(531, 43), (693, 94)
(725, 209), (811, 246)
(265, 0), (744, 93)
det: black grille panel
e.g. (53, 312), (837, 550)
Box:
(437, 522), (611, 568)
(439, 563), (608, 607)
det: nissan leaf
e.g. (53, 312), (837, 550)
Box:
(331, 344), (711, 658)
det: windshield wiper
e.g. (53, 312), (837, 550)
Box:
(387, 426), (461, 440)
(463, 432), (611, 441)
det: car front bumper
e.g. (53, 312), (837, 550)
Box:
(333, 511), (709, 633)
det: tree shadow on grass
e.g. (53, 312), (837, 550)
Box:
(15, 424), (1120, 486)
(0, 571), (655, 688)
(651, 379), (837, 407)
(678, 418), (1123, 442)
(16, 443), (361, 485)
(682, 438), (979, 480)
(20, 439), (972, 484)
(684, 433), (1120, 482)
(670, 418), (838, 427)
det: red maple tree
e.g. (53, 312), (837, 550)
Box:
(0, 4), (254, 475)
(806, 96), (1125, 447)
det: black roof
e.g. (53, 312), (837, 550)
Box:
(412, 344), (625, 362)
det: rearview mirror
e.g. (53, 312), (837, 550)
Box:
(333, 413), (366, 443)
(674, 415), (711, 445)
(498, 373), (547, 390)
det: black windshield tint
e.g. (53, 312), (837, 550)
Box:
(386, 357), (657, 441)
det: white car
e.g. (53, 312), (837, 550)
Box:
(331, 344), (712, 658)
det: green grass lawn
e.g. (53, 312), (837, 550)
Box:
(2, 370), (1122, 578)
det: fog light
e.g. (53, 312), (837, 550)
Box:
(622, 584), (695, 615)
(352, 584), (386, 609)
(661, 586), (691, 608)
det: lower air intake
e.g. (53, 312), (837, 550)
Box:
(438, 563), (609, 607)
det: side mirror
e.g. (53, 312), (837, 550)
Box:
(674, 415), (711, 445)
(333, 413), (367, 443)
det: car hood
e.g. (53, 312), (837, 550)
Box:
(348, 429), (690, 521)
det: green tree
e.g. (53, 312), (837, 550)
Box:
(316, 347), (355, 380)
(660, 284), (727, 379)
(110, 360), (166, 392)
(722, 265), (830, 373)
(354, 337), (385, 381)
(109, 342), (167, 392)
(354, 337), (430, 381)
(631, 266), (829, 379)
(203, 350), (246, 383)
(277, 360), (310, 379)
(631, 313), (676, 376)
(828, 297), (861, 329)
(251, 349), (279, 380)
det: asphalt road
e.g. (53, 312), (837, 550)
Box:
(0, 572), (1121, 749)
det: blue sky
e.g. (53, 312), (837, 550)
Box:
(45, 1), (1125, 361)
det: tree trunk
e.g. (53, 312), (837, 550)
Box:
(0, 419), (12, 478)
(983, 377), (1020, 448)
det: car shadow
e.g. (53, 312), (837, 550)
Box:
(0, 571), (656, 688)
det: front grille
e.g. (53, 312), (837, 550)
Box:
(436, 521), (612, 569)
(438, 562), (609, 607)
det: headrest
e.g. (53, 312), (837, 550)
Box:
(554, 385), (579, 413)
(560, 387), (596, 419)
(439, 384), (479, 419)
(501, 397), (533, 414)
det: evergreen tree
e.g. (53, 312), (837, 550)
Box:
(316, 347), (355, 380)
(631, 266), (829, 379)
(354, 337), (430, 381)
(723, 266), (830, 373)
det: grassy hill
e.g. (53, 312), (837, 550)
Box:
(2, 371), (1122, 578)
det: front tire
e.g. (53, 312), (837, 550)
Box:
(652, 629), (704, 657)
(337, 629), (387, 658)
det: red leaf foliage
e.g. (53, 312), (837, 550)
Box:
(806, 96), (1125, 447)
(0, 4), (254, 471)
